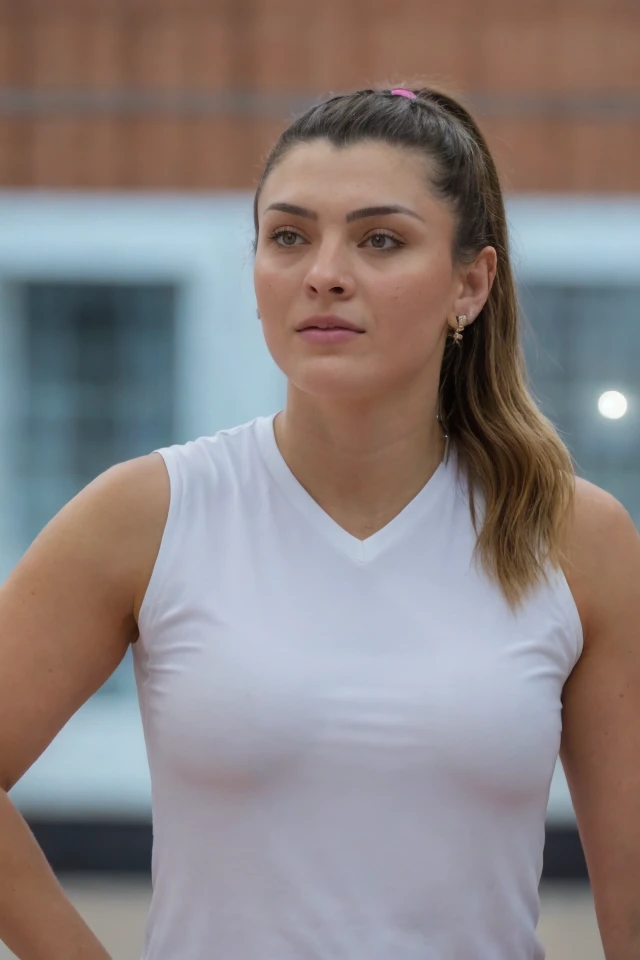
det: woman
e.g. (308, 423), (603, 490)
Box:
(0, 86), (638, 960)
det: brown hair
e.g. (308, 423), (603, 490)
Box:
(253, 86), (575, 607)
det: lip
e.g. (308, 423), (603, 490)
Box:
(296, 315), (365, 333)
(298, 328), (362, 345)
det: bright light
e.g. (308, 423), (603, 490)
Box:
(598, 391), (628, 420)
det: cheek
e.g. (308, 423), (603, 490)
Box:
(254, 260), (281, 312)
(381, 247), (452, 309)
(253, 263), (293, 371)
(379, 272), (450, 345)
(254, 246), (304, 291)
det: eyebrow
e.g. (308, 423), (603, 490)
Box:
(264, 202), (425, 223)
(346, 205), (425, 223)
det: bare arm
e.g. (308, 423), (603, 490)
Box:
(561, 479), (640, 960)
(0, 453), (169, 960)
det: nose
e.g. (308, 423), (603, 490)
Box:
(304, 239), (355, 300)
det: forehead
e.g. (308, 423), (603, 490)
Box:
(259, 140), (441, 216)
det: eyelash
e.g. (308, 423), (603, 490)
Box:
(267, 228), (405, 251)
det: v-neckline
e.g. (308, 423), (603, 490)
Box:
(255, 413), (452, 564)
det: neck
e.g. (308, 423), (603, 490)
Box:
(273, 385), (446, 529)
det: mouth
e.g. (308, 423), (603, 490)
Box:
(296, 316), (365, 333)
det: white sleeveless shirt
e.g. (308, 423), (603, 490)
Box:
(133, 414), (582, 960)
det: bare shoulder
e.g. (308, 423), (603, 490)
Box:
(70, 452), (170, 620)
(69, 453), (170, 621)
(558, 489), (640, 954)
(75, 450), (169, 519)
(0, 453), (170, 792)
(56, 450), (169, 560)
(561, 476), (640, 642)
(2, 451), (170, 637)
(567, 476), (635, 560)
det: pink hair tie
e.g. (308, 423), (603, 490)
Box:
(390, 88), (417, 100)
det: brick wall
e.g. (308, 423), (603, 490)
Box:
(0, 0), (637, 191)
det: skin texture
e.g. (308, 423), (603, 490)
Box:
(254, 140), (496, 537)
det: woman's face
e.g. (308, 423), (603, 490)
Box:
(254, 139), (490, 403)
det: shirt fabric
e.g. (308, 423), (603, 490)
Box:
(133, 413), (583, 960)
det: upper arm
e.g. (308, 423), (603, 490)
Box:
(560, 478), (640, 956)
(0, 453), (169, 793)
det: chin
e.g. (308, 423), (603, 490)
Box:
(286, 357), (391, 402)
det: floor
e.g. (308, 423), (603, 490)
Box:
(0, 879), (605, 959)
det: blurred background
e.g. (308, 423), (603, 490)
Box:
(0, 1), (638, 957)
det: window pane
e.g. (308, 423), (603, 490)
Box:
(521, 283), (640, 526)
(18, 282), (177, 698)
(19, 282), (176, 540)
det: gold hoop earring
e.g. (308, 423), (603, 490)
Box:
(451, 314), (468, 344)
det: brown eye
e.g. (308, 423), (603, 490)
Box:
(363, 231), (403, 251)
(272, 229), (303, 247)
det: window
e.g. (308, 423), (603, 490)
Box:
(521, 283), (640, 526)
(17, 282), (176, 544)
(15, 282), (177, 698)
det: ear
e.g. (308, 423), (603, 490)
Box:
(452, 246), (497, 327)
